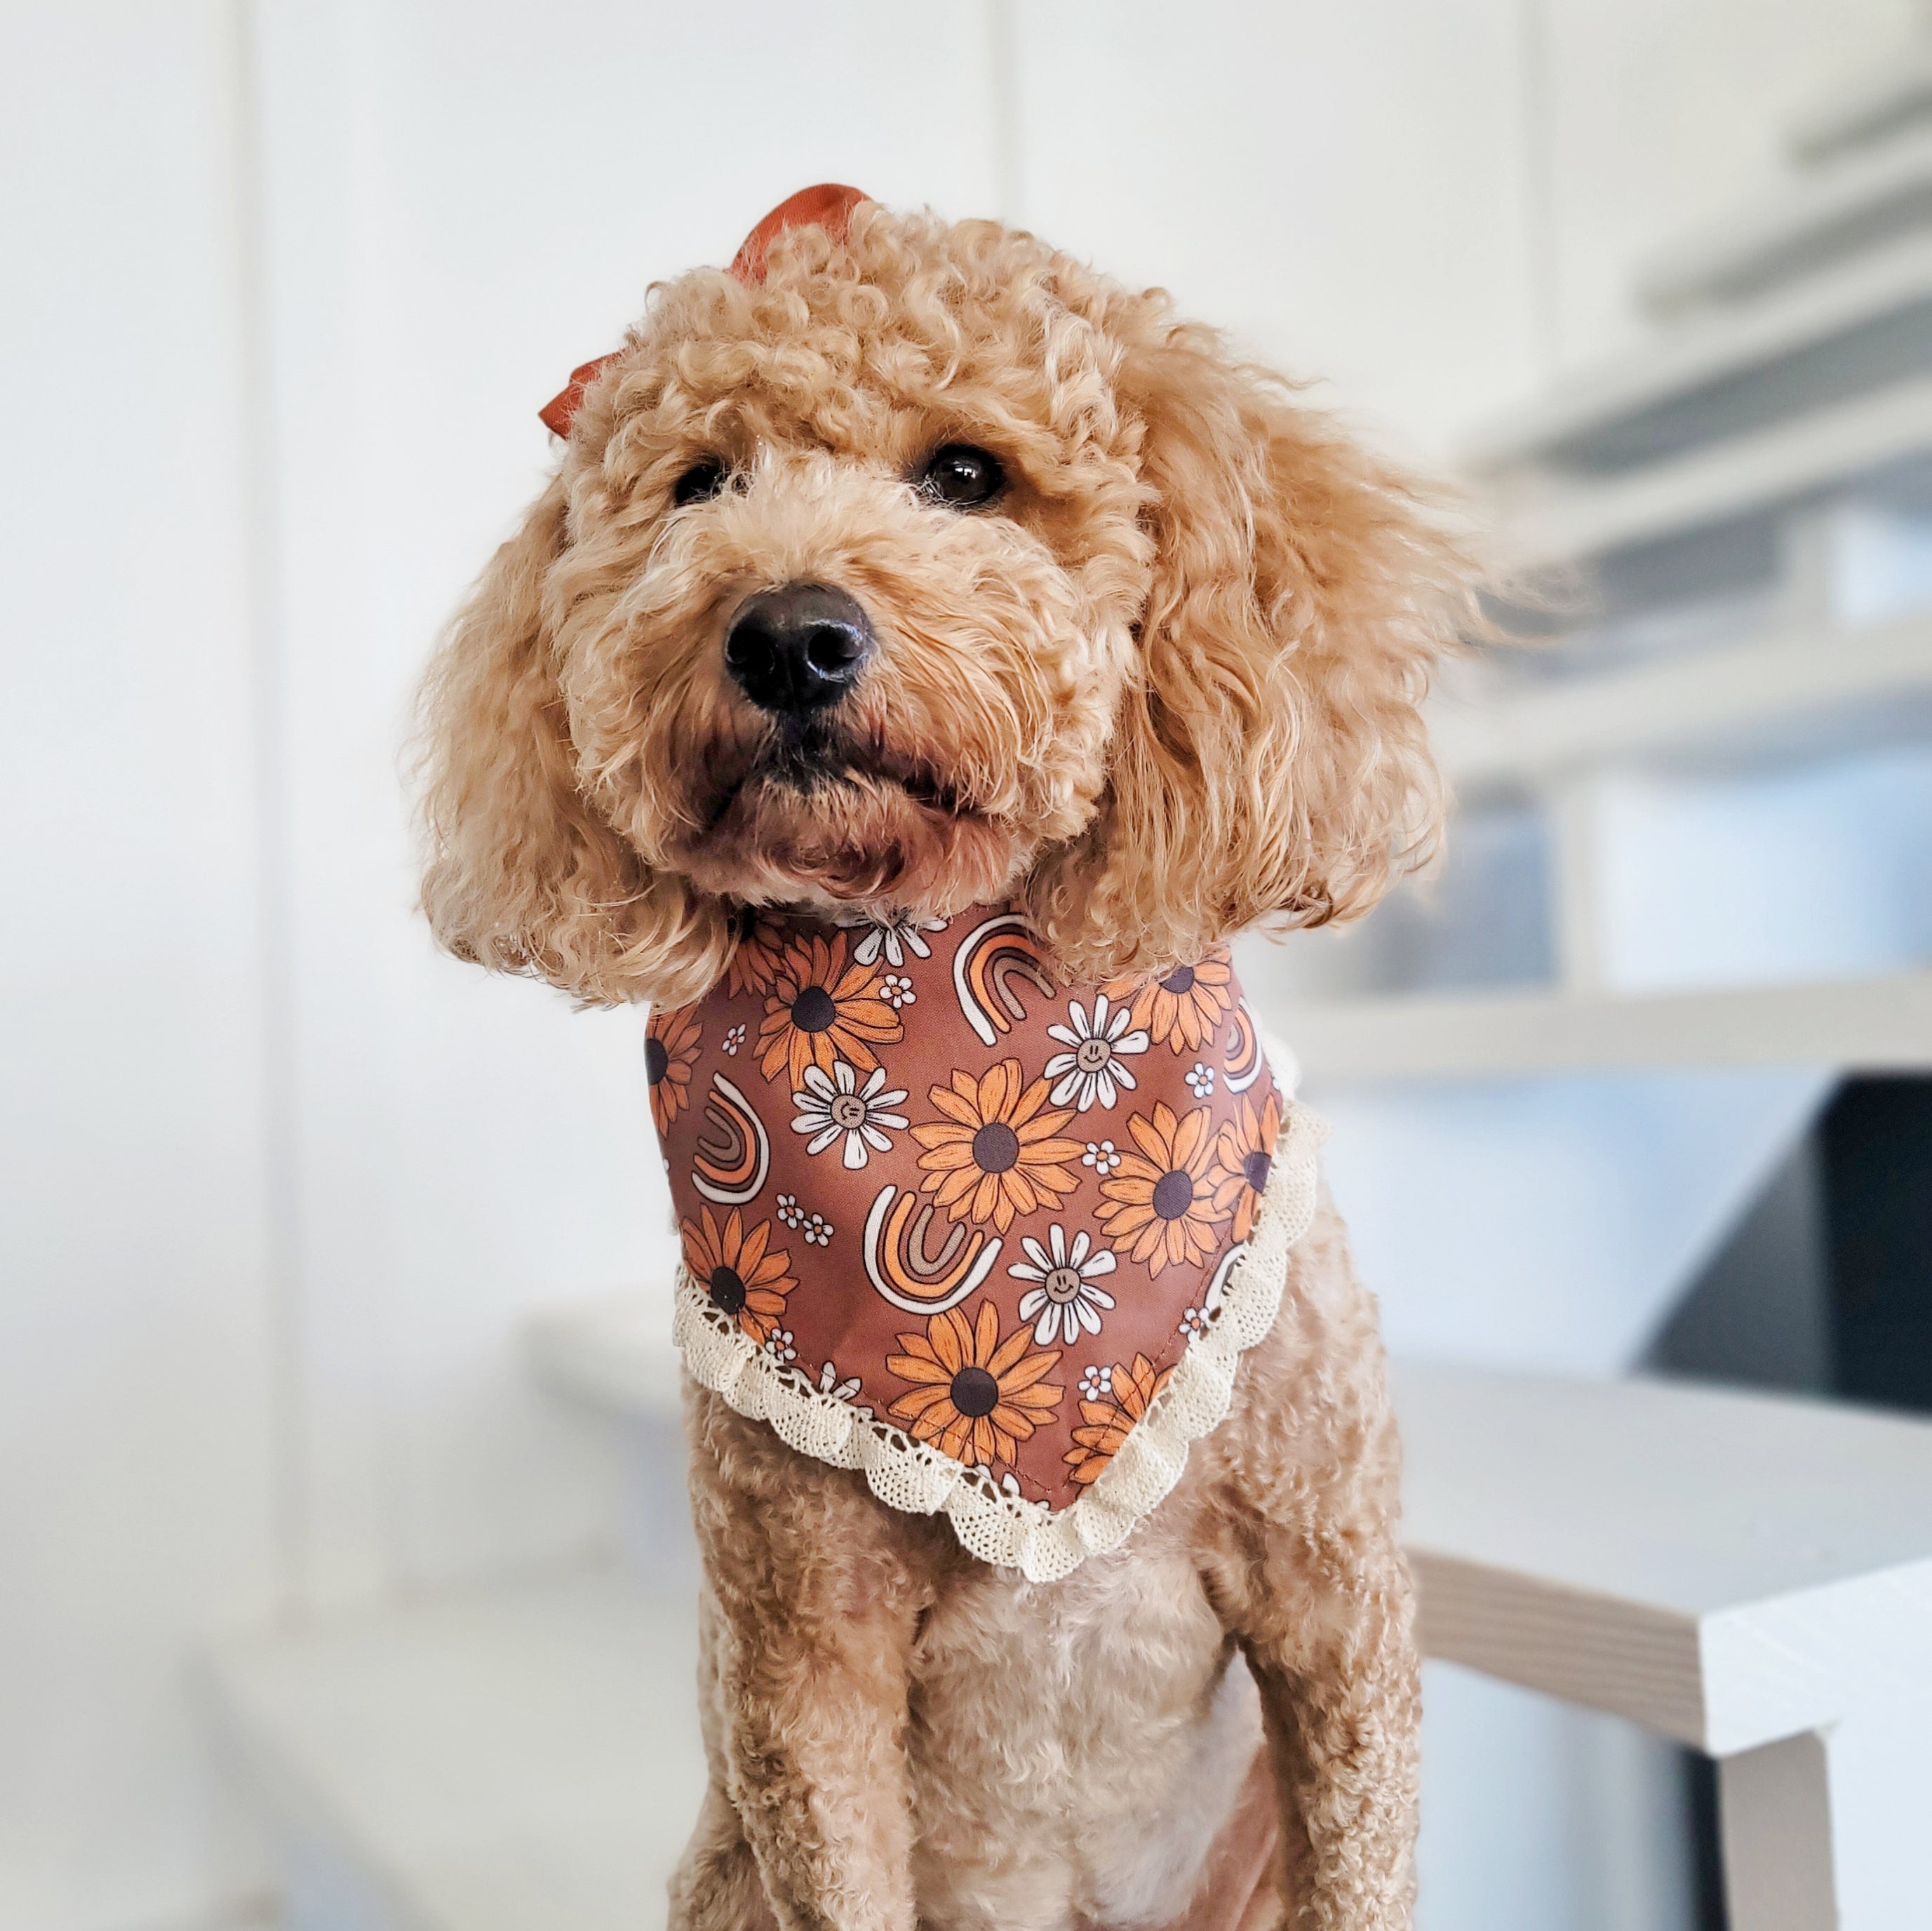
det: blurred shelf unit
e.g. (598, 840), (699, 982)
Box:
(208, 1328), (1932, 1930)
(1270, 59), (1932, 1079)
(1281, 970), (1932, 1085)
(203, 1321), (1932, 1931)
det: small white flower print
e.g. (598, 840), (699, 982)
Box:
(1082, 1140), (1123, 1176)
(1185, 1061), (1216, 1097)
(817, 1361), (871, 1417)
(1179, 1305), (1211, 1341)
(878, 972), (916, 1010)
(722, 1022), (747, 1056)
(839, 910), (948, 968)
(1044, 994), (1151, 1111)
(1009, 1224), (1118, 1346)
(803, 1212), (833, 1247)
(791, 1060), (911, 1170)
(763, 1328), (797, 1365)
(776, 1193), (804, 1229)
(1079, 1363), (1114, 1402)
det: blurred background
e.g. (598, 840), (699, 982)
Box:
(7, 1), (1932, 1927)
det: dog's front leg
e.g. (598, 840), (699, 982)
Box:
(683, 1384), (930, 1931)
(1202, 1219), (1421, 1930)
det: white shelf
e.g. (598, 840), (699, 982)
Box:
(1501, 375), (1932, 569)
(1267, 973), (1932, 1083)
(215, 1368), (1932, 1928)
(1435, 611), (1932, 792)
(1636, 122), (1932, 317)
(1464, 231), (1932, 472)
(1395, 1364), (1932, 1750)
(1397, 1366), (1932, 1928)
(208, 1568), (704, 1931)
(1790, 36), (1932, 164)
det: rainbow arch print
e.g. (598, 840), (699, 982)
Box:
(691, 1074), (770, 1205)
(862, 1183), (1003, 1316)
(1223, 999), (1265, 1093)
(1204, 1238), (1250, 1314)
(953, 912), (1056, 1047)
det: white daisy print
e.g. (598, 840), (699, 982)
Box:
(878, 972), (916, 1010)
(1185, 1061), (1216, 1097)
(838, 909), (948, 968)
(1179, 1305), (1211, 1341)
(817, 1361), (871, 1417)
(1044, 995), (1150, 1111)
(1009, 1224), (1118, 1346)
(1082, 1140), (1123, 1176)
(776, 1193), (804, 1229)
(763, 1328), (797, 1365)
(1079, 1363), (1114, 1401)
(803, 1212), (833, 1247)
(722, 1022), (746, 1055)
(790, 1061), (910, 1170)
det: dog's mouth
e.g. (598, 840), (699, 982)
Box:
(671, 717), (1018, 910)
(695, 719), (977, 836)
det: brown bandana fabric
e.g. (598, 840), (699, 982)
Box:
(650, 904), (1306, 1570)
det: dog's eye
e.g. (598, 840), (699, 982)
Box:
(916, 443), (1006, 511)
(673, 457), (729, 507)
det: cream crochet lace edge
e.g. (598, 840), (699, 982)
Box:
(672, 1082), (1327, 1584)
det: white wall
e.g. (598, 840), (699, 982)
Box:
(4, 3), (1919, 1927)
(1006, 0), (1543, 456)
(1, 7), (277, 1926)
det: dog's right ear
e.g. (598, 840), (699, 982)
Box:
(416, 478), (732, 1006)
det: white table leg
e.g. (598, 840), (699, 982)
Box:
(1722, 1711), (1932, 1931)
(1719, 1732), (1834, 1931)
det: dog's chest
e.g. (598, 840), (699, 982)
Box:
(904, 1521), (1263, 1931)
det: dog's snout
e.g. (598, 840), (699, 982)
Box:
(725, 583), (874, 716)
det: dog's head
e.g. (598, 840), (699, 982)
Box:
(419, 192), (1471, 1006)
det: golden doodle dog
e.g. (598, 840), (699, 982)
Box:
(418, 185), (1472, 1931)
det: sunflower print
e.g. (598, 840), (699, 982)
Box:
(1096, 1101), (1226, 1274)
(680, 1205), (797, 1345)
(756, 931), (902, 1090)
(1064, 1352), (1174, 1487)
(724, 911), (791, 998)
(886, 1299), (1063, 1470)
(1207, 1088), (1282, 1244)
(1129, 951), (1235, 1055)
(645, 1004), (703, 1134)
(911, 1059), (1083, 1232)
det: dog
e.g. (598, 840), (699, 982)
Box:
(418, 187), (1470, 1931)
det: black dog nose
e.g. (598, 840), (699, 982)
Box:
(725, 582), (874, 715)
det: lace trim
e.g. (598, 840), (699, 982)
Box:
(673, 1085), (1326, 1584)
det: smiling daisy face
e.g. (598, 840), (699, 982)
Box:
(1009, 1224), (1118, 1347)
(790, 1060), (910, 1169)
(1042, 994), (1150, 1112)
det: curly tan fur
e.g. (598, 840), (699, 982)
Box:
(418, 201), (1470, 1929)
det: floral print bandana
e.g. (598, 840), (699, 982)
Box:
(650, 903), (1325, 1582)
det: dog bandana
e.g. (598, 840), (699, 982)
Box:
(650, 904), (1325, 1581)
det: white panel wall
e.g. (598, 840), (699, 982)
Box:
(1007, 0), (1544, 456)
(246, 0), (1009, 1605)
(0, 6), (277, 1927)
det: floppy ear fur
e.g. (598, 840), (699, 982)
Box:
(417, 479), (732, 1007)
(1028, 318), (1474, 983)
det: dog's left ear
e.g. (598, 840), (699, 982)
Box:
(1029, 318), (1475, 982)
